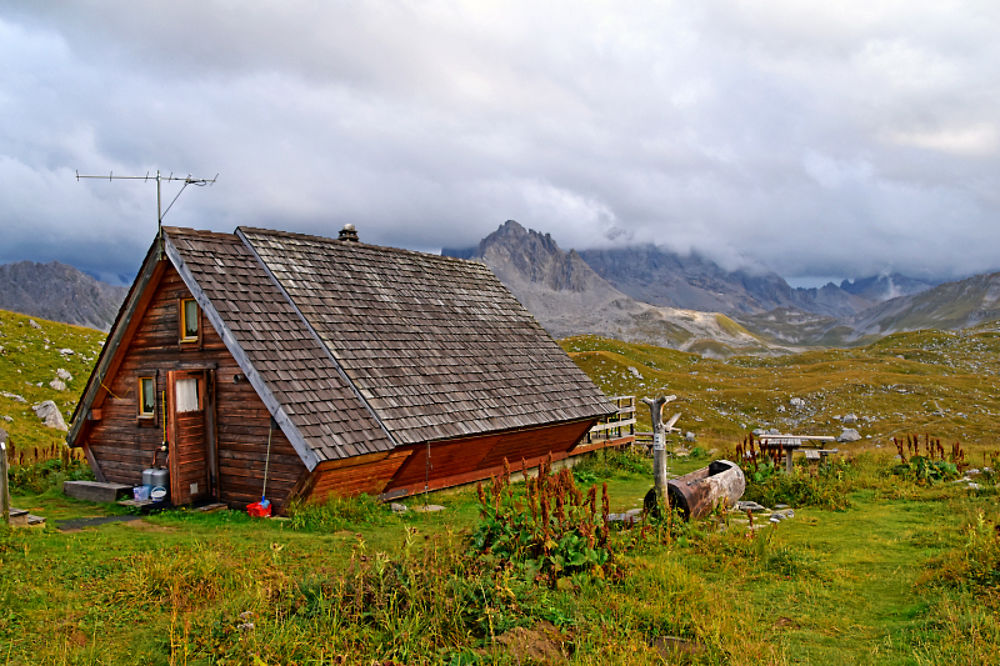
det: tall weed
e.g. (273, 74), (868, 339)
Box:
(8, 456), (92, 494)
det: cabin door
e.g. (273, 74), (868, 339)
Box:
(167, 369), (217, 505)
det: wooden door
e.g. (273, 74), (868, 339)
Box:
(167, 369), (216, 504)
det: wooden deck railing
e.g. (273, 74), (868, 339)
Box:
(584, 395), (636, 443)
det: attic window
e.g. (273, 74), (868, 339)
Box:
(138, 376), (155, 418)
(180, 298), (199, 342)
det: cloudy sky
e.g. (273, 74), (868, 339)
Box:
(2, 1), (999, 285)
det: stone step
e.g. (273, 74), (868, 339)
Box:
(63, 480), (132, 503)
(7, 508), (45, 528)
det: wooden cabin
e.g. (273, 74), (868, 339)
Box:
(67, 225), (614, 511)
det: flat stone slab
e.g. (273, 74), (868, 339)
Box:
(64, 480), (132, 503)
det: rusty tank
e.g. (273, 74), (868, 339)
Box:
(646, 459), (746, 521)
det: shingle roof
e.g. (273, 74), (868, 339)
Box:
(163, 228), (395, 467)
(161, 225), (613, 466)
(237, 227), (613, 445)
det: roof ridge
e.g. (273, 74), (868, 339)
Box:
(235, 225), (489, 269)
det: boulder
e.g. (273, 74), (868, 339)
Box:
(789, 397), (806, 409)
(55, 368), (73, 382)
(49, 378), (67, 391)
(28, 319), (41, 330)
(628, 366), (642, 379)
(837, 428), (862, 443)
(32, 400), (67, 431)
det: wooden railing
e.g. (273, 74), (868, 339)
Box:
(585, 395), (636, 443)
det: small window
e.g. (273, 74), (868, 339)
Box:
(175, 378), (201, 412)
(180, 298), (199, 342)
(138, 376), (156, 418)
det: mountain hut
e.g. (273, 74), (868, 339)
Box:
(67, 225), (614, 512)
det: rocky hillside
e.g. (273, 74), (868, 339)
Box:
(737, 272), (1000, 346)
(0, 261), (127, 331)
(445, 221), (778, 356)
(0, 308), (105, 453)
(564, 323), (1000, 448)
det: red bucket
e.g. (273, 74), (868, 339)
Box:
(247, 499), (272, 518)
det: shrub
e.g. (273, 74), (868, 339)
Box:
(8, 456), (93, 494)
(740, 463), (852, 511)
(890, 434), (964, 485)
(734, 434), (852, 510)
(571, 446), (650, 484)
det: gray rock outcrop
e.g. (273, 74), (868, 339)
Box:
(33, 400), (67, 431)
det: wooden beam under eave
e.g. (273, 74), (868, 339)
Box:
(81, 442), (106, 483)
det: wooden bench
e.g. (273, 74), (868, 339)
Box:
(804, 448), (839, 468)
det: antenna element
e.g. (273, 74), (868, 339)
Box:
(76, 169), (218, 253)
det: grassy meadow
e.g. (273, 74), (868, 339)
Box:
(1, 309), (999, 664)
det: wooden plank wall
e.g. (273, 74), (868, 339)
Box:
(82, 262), (307, 510)
(302, 419), (597, 503)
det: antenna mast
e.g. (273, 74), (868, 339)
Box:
(75, 169), (218, 253)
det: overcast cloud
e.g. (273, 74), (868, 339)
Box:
(2, 1), (999, 285)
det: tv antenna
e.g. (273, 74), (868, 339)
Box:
(76, 169), (218, 251)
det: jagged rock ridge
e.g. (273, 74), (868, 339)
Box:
(445, 221), (776, 356)
(447, 221), (999, 351)
(0, 261), (126, 331)
(577, 246), (914, 318)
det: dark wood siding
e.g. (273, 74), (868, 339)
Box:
(385, 419), (594, 495)
(303, 450), (413, 502)
(81, 262), (307, 510)
(302, 420), (597, 503)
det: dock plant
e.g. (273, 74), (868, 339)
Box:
(470, 456), (644, 586)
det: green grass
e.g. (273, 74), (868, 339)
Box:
(2, 313), (1000, 662)
(3, 451), (997, 664)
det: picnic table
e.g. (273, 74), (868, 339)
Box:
(758, 434), (838, 472)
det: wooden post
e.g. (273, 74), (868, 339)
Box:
(642, 396), (676, 513)
(1, 429), (10, 526)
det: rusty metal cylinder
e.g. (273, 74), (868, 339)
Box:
(667, 459), (746, 521)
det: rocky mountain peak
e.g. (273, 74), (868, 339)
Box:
(457, 220), (605, 294)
